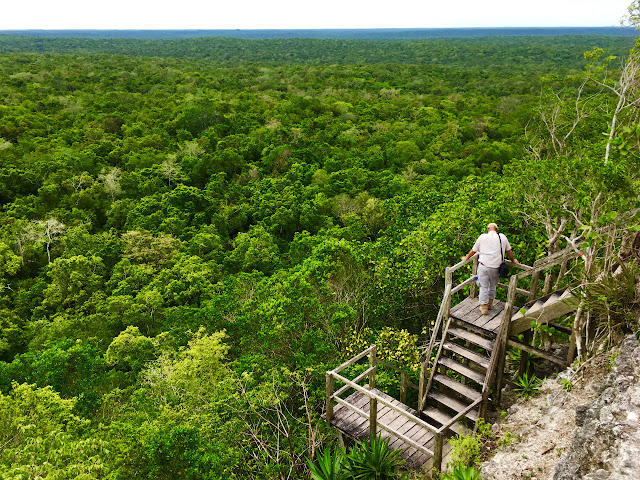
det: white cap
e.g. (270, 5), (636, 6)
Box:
(487, 223), (498, 230)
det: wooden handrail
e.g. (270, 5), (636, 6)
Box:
(331, 371), (440, 435)
(333, 366), (375, 399)
(437, 398), (482, 434)
(451, 275), (476, 295)
(332, 346), (375, 373)
(333, 396), (435, 457)
(449, 252), (478, 272)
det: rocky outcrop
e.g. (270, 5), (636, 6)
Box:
(553, 335), (640, 480)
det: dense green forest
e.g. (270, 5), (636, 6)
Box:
(0, 33), (638, 479)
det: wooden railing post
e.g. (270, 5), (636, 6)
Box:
(433, 433), (443, 474)
(369, 397), (378, 441)
(418, 361), (428, 412)
(442, 267), (453, 320)
(326, 372), (335, 424)
(529, 270), (540, 301)
(495, 275), (518, 404)
(400, 371), (408, 405)
(470, 255), (479, 298)
(368, 345), (376, 390)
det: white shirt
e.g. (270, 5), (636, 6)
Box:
(472, 231), (511, 268)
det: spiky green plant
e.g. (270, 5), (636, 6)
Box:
(441, 464), (482, 480)
(513, 372), (543, 399)
(308, 448), (348, 480)
(346, 436), (405, 480)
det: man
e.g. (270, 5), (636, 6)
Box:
(461, 223), (517, 315)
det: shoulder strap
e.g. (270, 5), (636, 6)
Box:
(497, 233), (504, 262)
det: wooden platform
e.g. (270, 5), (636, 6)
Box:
(449, 297), (506, 333)
(329, 389), (452, 469)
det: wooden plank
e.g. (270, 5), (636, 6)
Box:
(451, 276), (475, 295)
(474, 303), (505, 329)
(427, 391), (479, 421)
(331, 395), (369, 436)
(331, 391), (370, 432)
(482, 311), (506, 333)
(507, 338), (566, 366)
(422, 407), (468, 436)
(330, 397), (433, 455)
(442, 341), (490, 369)
(332, 346), (374, 374)
(438, 357), (486, 385)
(331, 373), (439, 435)
(450, 297), (479, 317)
(333, 366), (375, 398)
(433, 373), (482, 401)
(447, 327), (494, 350)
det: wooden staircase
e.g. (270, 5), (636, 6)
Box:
(324, 246), (584, 474)
(421, 316), (493, 435)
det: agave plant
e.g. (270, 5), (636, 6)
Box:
(441, 464), (482, 480)
(346, 436), (405, 480)
(513, 372), (543, 400)
(308, 448), (348, 480)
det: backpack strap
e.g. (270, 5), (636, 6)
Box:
(497, 233), (504, 262)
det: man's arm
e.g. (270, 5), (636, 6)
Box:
(461, 249), (476, 261)
(506, 249), (518, 263)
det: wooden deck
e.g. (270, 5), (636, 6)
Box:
(449, 297), (506, 333)
(329, 389), (452, 469)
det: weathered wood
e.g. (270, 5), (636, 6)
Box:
(428, 391), (479, 421)
(470, 256), (478, 298)
(509, 291), (577, 337)
(437, 398), (482, 433)
(418, 362), (428, 411)
(529, 270), (540, 301)
(326, 372), (335, 424)
(401, 371), (408, 404)
(497, 283), (530, 296)
(442, 341), (490, 369)
(332, 394), (435, 457)
(369, 397), (378, 440)
(332, 346), (374, 373)
(422, 318), (453, 413)
(450, 296), (480, 318)
(332, 371), (439, 434)
(333, 366), (375, 399)
(433, 434), (443, 474)
(432, 373), (481, 401)
(517, 330), (532, 378)
(369, 345), (377, 389)
(448, 327), (494, 350)
(494, 275), (518, 404)
(450, 252), (478, 272)
(438, 357), (486, 385)
(507, 338), (566, 366)
(451, 275), (476, 295)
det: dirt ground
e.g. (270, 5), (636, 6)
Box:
(481, 353), (609, 480)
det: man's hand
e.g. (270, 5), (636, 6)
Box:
(461, 255), (468, 261)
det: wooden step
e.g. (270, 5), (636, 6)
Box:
(527, 300), (545, 314)
(427, 390), (479, 421)
(433, 374), (482, 401)
(442, 341), (490, 369)
(422, 407), (469, 435)
(448, 327), (494, 350)
(438, 357), (486, 385)
(543, 293), (560, 307)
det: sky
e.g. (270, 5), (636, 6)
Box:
(0, 0), (633, 30)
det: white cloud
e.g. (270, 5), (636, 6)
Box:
(0, 0), (632, 29)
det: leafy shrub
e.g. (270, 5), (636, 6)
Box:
(513, 372), (543, 399)
(440, 465), (482, 480)
(308, 436), (405, 480)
